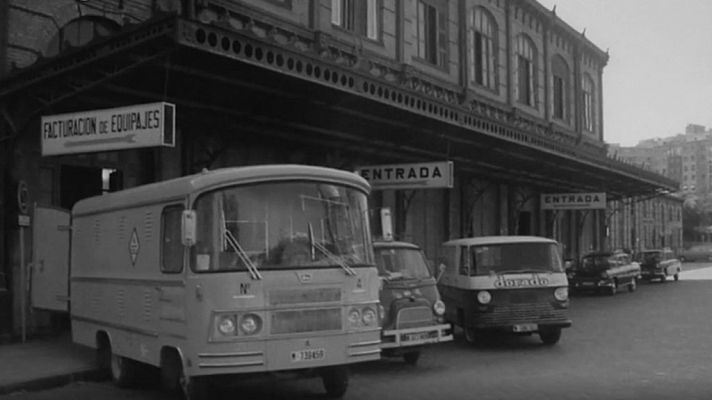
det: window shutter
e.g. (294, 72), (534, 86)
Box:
(437, 8), (448, 67)
(486, 38), (495, 88)
(417, 2), (426, 59)
(517, 56), (527, 103)
(528, 60), (534, 105)
(345, 0), (355, 31)
(366, 0), (378, 40)
(474, 32), (483, 84)
(467, 29), (474, 81)
(331, 0), (341, 26)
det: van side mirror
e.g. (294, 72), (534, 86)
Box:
(380, 207), (393, 241)
(182, 210), (197, 247)
(436, 263), (446, 283)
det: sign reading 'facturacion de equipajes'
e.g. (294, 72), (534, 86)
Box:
(41, 102), (175, 156)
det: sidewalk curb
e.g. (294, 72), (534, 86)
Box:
(0, 369), (107, 396)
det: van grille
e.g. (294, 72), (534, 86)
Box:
(269, 288), (341, 305)
(396, 306), (432, 329)
(476, 289), (566, 327)
(271, 308), (341, 334)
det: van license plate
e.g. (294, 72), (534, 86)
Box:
(291, 348), (325, 362)
(403, 332), (433, 342)
(512, 324), (537, 333)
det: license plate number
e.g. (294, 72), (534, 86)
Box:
(402, 332), (434, 342)
(581, 282), (595, 286)
(291, 348), (325, 362)
(512, 324), (537, 333)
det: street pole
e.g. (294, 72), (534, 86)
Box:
(19, 219), (26, 343)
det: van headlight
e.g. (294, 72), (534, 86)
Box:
(239, 314), (262, 335)
(362, 307), (377, 326)
(217, 316), (236, 335)
(348, 308), (361, 326)
(433, 300), (446, 316)
(476, 291), (492, 305)
(554, 287), (569, 302)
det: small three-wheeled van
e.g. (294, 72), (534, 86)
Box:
(373, 240), (452, 364)
(437, 236), (571, 345)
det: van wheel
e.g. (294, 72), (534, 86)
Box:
(628, 279), (637, 292)
(110, 350), (137, 387)
(674, 272), (680, 281)
(182, 376), (210, 400)
(403, 351), (421, 365)
(608, 283), (617, 296)
(161, 350), (209, 400)
(96, 335), (111, 373)
(321, 366), (349, 398)
(463, 327), (478, 345)
(161, 350), (182, 393)
(539, 327), (562, 345)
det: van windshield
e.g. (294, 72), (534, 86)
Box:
(374, 247), (432, 280)
(191, 181), (373, 273)
(641, 251), (661, 263)
(469, 242), (563, 275)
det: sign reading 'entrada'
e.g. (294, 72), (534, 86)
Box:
(41, 102), (175, 156)
(541, 192), (607, 210)
(356, 161), (454, 190)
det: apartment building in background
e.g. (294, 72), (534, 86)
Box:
(610, 124), (712, 195)
(607, 125), (712, 250)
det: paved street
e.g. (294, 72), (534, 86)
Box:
(4, 265), (712, 400)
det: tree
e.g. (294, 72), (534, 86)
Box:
(682, 193), (712, 243)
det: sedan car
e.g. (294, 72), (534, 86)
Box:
(679, 244), (712, 262)
(569, 251), (641, 295)
(638, 248), (682, 282)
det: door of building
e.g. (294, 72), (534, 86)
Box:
(30, 206), (71, 312)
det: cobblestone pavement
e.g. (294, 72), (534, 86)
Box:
(4, 269), (712, 400)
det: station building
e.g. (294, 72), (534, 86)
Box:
(0, 0), (679, 338)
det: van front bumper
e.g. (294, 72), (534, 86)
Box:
(381, 323), (453, 349)
(571, 278), (614, 290)
(474, 320), (572, 334)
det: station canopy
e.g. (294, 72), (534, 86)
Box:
(0, 16), (678, 201)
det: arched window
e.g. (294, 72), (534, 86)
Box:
(551, 55), (569, 121)
(582, 73), (595, 132)
(515, 35), (536, 107)
(45, 17), (120, 57)
(468, 7), (497, 89)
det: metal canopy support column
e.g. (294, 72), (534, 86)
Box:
(0, 102), (17, 339)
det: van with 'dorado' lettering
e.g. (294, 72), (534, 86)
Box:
(437, 236), (571, 345)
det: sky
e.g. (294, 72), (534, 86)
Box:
(537, 0), (712, 146)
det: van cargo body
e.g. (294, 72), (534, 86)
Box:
(69, 165), (381, 398)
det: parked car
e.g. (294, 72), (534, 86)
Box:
(638, 248), (682, 282)
(569, 251), (641, 295)
(679, 244), (712, 262)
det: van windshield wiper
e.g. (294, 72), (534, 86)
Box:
(309, 223), (356, 276)
(383, 271), (405, 281)
(224, 229), (262, 280)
